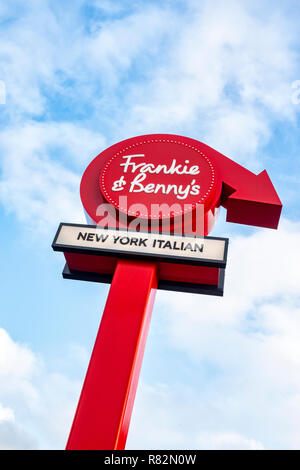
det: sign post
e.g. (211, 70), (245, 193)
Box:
(66, 260), (157, 450)
(52, 134), (282, 450)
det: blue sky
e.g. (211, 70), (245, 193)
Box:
(0, 0), (300, 449)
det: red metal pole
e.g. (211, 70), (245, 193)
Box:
(66, 259), (157, 450)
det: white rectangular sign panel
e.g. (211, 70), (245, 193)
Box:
(53, 224), (228, 268)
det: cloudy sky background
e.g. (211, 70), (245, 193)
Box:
(0, 0), (300, 449)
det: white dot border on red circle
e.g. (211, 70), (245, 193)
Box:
(100, 139), (216, 219)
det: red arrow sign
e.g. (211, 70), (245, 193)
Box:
(80, 134), (282, 233)
(193, 140), (283, 229)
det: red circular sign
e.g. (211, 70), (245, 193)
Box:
(80, 134), (222, 234)
(99, 138), (217, 220)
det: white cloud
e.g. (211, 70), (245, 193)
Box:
(127, 383), (187, 449)
(0, 329), (40, 450)
(1, 0), (298, 165)
(0, 329), (37, 379)
(0, 121), (104, 232)
(0, 404), (14, 423)
(0, 328), (82, 449)
(117, 0), (298, 165)
(85, 6), (178, 88)
(0, 2), (61, 116)
(195, 431), (264, 450)
(90, 0), (127, 16)
(127, 381), (265, 450)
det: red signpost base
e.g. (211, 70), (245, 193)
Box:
(66, 260), (157, 450)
